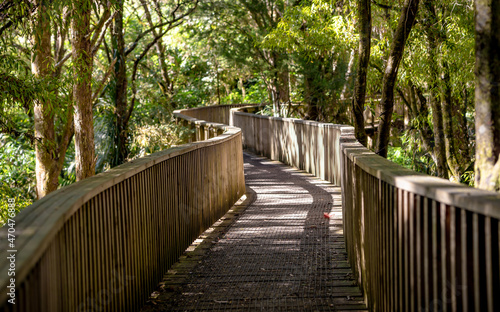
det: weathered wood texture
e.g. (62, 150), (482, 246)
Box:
(180, 104), (261, 126)
(231, 105), (352, 186)
(231, 105), (500, 311)
(0, 111), (245, 311)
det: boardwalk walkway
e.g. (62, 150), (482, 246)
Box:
(141, 153), (367, 311)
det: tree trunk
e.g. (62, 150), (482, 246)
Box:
(407, 81), (434, 154)
(303, 58), (320, 121)
(475, 0), (500, 191)
(32, 0), (58, 198)
(111, 0), (129, 167)
(441, 61), (469, 181)
(270, 52), (285, 117)
(31, 1), (74, 198)
(422, 0), (448, 178)
(351, 0), (371, 147)
(340, 49), (356, 101)
(72, 0), (95, 180)
(278, 65), (290, 104)
(140, 0), (175, 106)
(376, 0), (420, 157)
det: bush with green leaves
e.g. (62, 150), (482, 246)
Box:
(0, 134), (35, 225)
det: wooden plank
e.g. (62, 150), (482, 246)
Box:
(461, 209), (469, 312)
(440, 203), (449, 312)
(409, 192), (415, 312)
(450, 206), (457, 312)
(398, 188), (403, 311)
(432, 200), (439, 312)
(415, 194), (422, 311)
(423, 198), (430, 310)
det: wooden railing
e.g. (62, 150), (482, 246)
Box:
(179, 104), (260, 126)
(230, 105), (500, 312)
(231, 104), (351, 186)
(0, 109), (245, 311)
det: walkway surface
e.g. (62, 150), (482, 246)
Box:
(141, 153), (367, 311)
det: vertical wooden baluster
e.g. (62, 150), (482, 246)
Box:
(409, 193), (415, 312)
(432, 200), (439, 312)
(460, 209), (469, 312)
(415, 194), (422, 311)
(76, 207), (83, 310)
(441, 203), (449, 312)
(485, 217), (500, 312)
(397, 187), (403, 311)
(383, 182), (389, 311)
(140, 171), (149, 294)
(450, 206), (457, 312)
(65, 217), (74, 310)
(103, 190), (113, 311)
(389, 184), (395, 311)
(404, 190), (409, 312)
(423, 198), (430, 310)
(89, 198), (97, 310)
(116, 185), (125, 311)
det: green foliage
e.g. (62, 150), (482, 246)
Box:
(0, 134), (36, 199)
(387, 146), (435, 176)
(262, 0), (356, 57)
(129, 123), (192, 159)
(0, 196), (32, 227)
(0, 134), (35, 225)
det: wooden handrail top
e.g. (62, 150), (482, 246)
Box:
(230, 105), (500, 219)
(0, 113), (241, 303)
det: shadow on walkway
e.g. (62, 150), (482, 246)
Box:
(141, 152), (367, 311)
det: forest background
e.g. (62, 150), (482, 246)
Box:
(1, 0), (499, 224)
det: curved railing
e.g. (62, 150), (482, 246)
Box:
(230, 105), (500, 311)
(0, 108), (245, 311)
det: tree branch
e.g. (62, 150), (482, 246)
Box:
(92, 57), (117, 103)
(371, 0), (395, 10)
(124, 0), (198, 56)
(54, 52), (71, 72)
(125, 27), (171, 125)
(57, 103), (74, 154)
(91, 10), (116, 56)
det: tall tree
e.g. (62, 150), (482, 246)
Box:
(72, 0), (95, 180)
(111, 0), (128, 166)
(109, 0), (198, 166)
(376, 0), (420, 157)
(351, 0), (371, 146)
(422, 0), (448, 178)
(31, 0), (74, 198)
(475, 0), (500, 191)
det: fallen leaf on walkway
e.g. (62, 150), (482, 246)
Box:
(214, 300), (229, 304)
(323, 213), (331, 219)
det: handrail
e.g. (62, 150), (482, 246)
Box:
(0, 108), (245, 311)
(230, 105), (500, 311)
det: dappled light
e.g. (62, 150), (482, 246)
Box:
(146, 153), (365, 310)
(2, 0), (499, 310)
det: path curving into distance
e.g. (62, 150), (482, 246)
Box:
(141, 153), (367, 311)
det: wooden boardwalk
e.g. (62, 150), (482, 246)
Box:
(141, 153), (367, 311)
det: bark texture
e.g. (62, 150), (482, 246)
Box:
(141, 0), (175, 105)
(32, 1), (73, 198)
(112, 0), (129, 167)
(422, 0), (448, 178)
(351, 0), (371, 147)
(72, 0), (95, 180)
(376, 0), (420, 158)
(32, 1), (56, 198)
(475, 0), (500, 191)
